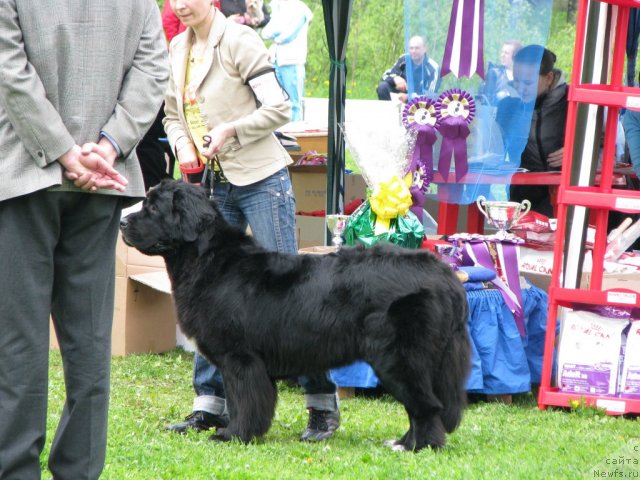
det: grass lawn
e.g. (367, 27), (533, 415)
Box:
(42, 349), (639, 479)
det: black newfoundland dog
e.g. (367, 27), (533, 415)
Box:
(120, 180), (470, 452)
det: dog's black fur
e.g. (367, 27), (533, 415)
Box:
(120, 180), (471, 451)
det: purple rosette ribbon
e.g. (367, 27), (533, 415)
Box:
(435, 89), (475, 182)
(402, 97), (439, 219)
(440, 0), (485, 79)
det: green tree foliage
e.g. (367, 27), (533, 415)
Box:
(304, 0), (405, 99)
(547, 10), (576, 79)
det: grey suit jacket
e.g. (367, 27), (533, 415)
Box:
(0, 0), (169, 202)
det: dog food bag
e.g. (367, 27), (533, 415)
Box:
(619, 320), (640, 398)
(557, 309), (629, 396)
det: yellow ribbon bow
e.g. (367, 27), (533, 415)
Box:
(369, 175), (412, 235)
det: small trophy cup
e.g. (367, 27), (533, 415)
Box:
(476, 195), (531, 239)
(325, 214), (350, 248)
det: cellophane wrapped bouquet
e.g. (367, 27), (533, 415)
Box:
(343, 119), (425, 248)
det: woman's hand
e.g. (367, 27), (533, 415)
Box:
(547, 147), (564, 169)
(176, 138), (200, 171)
(202, 123), (236, 159)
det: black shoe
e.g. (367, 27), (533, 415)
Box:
(300, 408), (340, 442)
(165, 411), (229, 434)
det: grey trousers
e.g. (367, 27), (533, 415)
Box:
(0, 190), (122, 480)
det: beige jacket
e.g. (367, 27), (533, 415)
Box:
(164, 10), (293, 186)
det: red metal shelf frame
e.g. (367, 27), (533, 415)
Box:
(537, 0), (640, 414)
(559, 186), (640, 212)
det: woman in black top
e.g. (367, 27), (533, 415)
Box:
(496, 45), (568, 217)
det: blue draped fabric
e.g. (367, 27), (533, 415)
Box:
(330, 283), (555, 394)
(330, 360), (380, 389)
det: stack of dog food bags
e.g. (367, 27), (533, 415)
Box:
(557, 305), (640, 398)
(620, 318), (640, 398)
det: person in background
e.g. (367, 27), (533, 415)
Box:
(220, 0), (270, 28)
(136, 107), (174, 190)
(0, 1), (168, 478)
(623, 105), (640, 179)
(262, 0), (313, 122)
(376, 35), (440, 103)
(496, 45), (567, 217)
(163, 0), (188, 42)
(479, 39), (522, 105)
(163, 0), (340, 443)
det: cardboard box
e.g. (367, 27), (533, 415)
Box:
(51, 234), (178, 356)
(112, 235), (178, 356)
(522, 270), (640, 294)
(290, 166), (327, 212)
(522, 271), (553, 292)
(296, 215), (326, 248)
(111, 268), (177, 356)
(299, 246), (337, 255)
(289, 165), (367, 213)
(581, 272), (640, 292)
(290, 167), (367, 248)
(115, 228), (165, 276)
(295, 133), (328, 155)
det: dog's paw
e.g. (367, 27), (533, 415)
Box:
(208, 429), (231, 443)
(383, 439), (407, 452)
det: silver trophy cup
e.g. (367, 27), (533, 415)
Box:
(476, 195), (531, 238)
(325, 214), (350, 248)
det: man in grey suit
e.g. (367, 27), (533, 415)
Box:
(0, 1), (168, 479)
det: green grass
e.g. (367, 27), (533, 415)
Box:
(42, 350), (639, 479)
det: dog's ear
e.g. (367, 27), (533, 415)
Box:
(172, 185), (216, 244)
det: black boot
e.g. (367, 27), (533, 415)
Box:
(165, 411), (229, 434)
(300, 408), (340, 442)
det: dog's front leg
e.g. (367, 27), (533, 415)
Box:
(209, 352), (277, 444)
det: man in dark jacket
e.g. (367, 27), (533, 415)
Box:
(376, 36), (441, 102)
(496, 45), (567, 217)
(479, 40), (522, 105)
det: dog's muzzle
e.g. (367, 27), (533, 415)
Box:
(119, 217), (174, 254)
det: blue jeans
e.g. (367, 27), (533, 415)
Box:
(193, 168), (336, 404)
(275, 64), (305, 122)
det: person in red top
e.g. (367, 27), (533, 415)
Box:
(162, 1), (186, 42)
(162, 1), (222, 42)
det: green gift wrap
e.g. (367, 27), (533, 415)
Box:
(344, 200), (425, 249)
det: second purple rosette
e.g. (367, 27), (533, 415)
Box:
(435, 88), (476, 182)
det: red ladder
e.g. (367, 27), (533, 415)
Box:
(537, 0), (640, 415)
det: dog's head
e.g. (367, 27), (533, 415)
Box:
(246, 0), (261, 11)
(120, 179), (217, 257)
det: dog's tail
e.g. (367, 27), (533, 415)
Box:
(435, 301), (471, 434)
